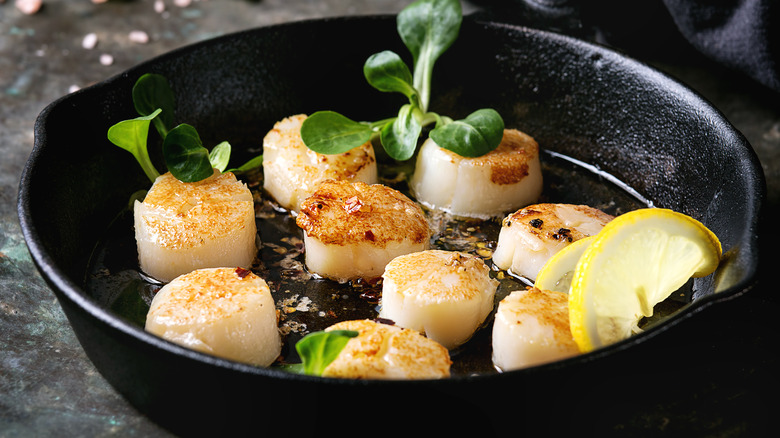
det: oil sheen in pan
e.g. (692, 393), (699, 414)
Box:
(85, 150), (665, 376)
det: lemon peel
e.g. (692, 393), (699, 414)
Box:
(567, 208), (722, 352)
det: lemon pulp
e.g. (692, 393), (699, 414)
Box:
(566, 208), (721, 352)
(534, 235), (595, 294)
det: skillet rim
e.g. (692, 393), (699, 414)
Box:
(16, 14), (765, 386)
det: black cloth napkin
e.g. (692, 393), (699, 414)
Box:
(472, 0), (780, 93)
(663, 0), (779, 93)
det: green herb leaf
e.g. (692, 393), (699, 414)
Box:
(107, 109), (162, 183)
(429, 108), (505, 157)
(112, 74), (244, 184)
(208, 141), (231, 172)
(397, 0), (462, 111)
(132, 73), (176, 138)
(295, 330), (359, 376)
(162, 124), (214, 182)
(380, 104), (422, 161)
(300, 111), (373, 155)
(364, 50), (418, 104)
(298, 0), (505, 162)
(227, 154), (264, 173)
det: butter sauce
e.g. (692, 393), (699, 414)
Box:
(85, 150), (669, 376)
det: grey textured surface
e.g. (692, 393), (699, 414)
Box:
(0, 2), (420, 436)
(2, 0), (779, 436)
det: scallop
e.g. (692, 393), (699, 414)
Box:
(145, 267), (281, 366)
(379, 250), (498, 350)
(491, 203), (614, 282)
(491, 287), (579, 371)
(409, 128), (542, 219)
(133, 170), (257, 283)
(295, 179), (430, 282)
(321, 319), (451, 379)
(262, 114), (378, 213)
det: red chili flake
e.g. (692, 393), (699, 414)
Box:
(373, 317), (396, 326)
(352, 276), (382, 303)
(360, 289), (382, 303)
(364, 230), (375, 241)
(235, 267), (251, 278)
(343, 196), (363, 214)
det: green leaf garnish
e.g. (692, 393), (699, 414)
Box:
(397, 0), (462, 111)
(364, 50), (418, 104)
(132, 73), (176, 138)
(162, 124), (214, 183)
(299, 111), (374, 155)
(429, 108), (505, 157)
(109, 74), (262, 183)
(380, 104), (423, 161)
(107, 109), (162, 182)
(283, 330), (359, 376)
(300, 0), (503, 161)
(227, 154), (264, 173)
(208, 141), (232, 172)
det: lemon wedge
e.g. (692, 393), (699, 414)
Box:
(568, 208), (722, 352)
(534, 235), (595, 294)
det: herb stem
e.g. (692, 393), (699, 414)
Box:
(153, 119), (169, 139)
(413, 55), (434, 112)
(416, 111), (449, 128)
(368, 118), (397, 131)
(299, 0), (503, 160)
(138, 153), (161, 182)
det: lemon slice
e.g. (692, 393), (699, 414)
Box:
(534, 235), (595, 294)
(568, 208), (722, 352)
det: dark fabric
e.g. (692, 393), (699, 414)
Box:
(662, 0), (780, 92)
(472, 0), (780, 93)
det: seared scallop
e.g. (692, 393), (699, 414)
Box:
(491, 203), (614, 282)
(145, 267), (281, 366)
(134, 170), (257, 283)
(295, 180), (430, 282)
(409, 129), (542, 219)
(491, 287), (579, 371)
(379, 250), (498, 349)
(321, 319), (451, 379)
(262, 114), (378, 213)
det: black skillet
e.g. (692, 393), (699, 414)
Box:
(18, 15), (763, 436)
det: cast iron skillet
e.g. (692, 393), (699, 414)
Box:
(18, 15), (763, 435)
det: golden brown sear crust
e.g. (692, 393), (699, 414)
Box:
(322, 319), (451, 379)
(503, 203), (614, 242)
(142, 170), (250, 209)
(382, 250), (494, 302)
(148, 267), (267, 323)
(501, 287), (578, 350)
(296, 180), (430, 246)
(263, 113), (376, 182)
(138, 170), (255, 250)
(439, 128), (539, 185)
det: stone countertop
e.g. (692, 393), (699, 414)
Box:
(1, 0), (778, 436)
